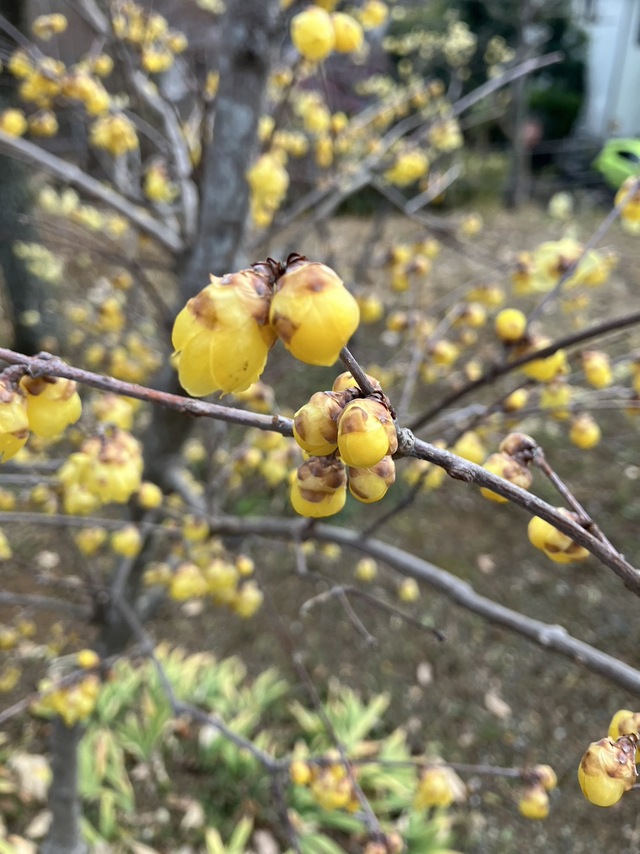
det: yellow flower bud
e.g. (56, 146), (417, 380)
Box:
(532, 764), (557, 791)
(414, 766), (465, 808)
(518, 337), (568, 383)
(0, 379), (29, 461)
(518, 784), (549, 819)
(569, 413), (601, 450)
(384, 150), (429, 187)
(0, 108), (28, 137)
(137, 481), (163, 509)
(28, 109), (59, 137)
(73, 526), (108, 556)
(331, 12), (364, 53)
(527, 508), (590, 563)
(20, 375), (82, 438)
(291, 456), (347, 518)
(290, 760), (312, 786)
(348, 455), (396, 503)
(232, 580), (263, 618)
(398, 577), (420, 603)
(540, 381), (572, 420)
(494, 308), (527, 343)
(452, 431), (486, 465)
(270, 258), (359, 366)
(578, 735), (638, 807)
(332, 371), (382, 393)
(111, 524), (143, 557)
(32, 13), (68, 39)
(609, 709), (640, 741)
(76, 649), (100, 669)
(358, 0), (388, 30)
(293, 390), (353, 455)
(479, 452), (532, 503)
(170, 563), (208, 601)
(173, 267), (276, 396)
(582, 350), (612, 389)
(337, 398), (397, 468)
(355, 557), (378, 582)
(291, 7), (335, 61)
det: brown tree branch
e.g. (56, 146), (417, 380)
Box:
(204, 514), (640, 695)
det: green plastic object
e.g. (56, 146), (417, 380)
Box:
(592, 138), (640, 189)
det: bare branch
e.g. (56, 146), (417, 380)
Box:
(0, 130), (184, 254)
(205, 514), (640, 695)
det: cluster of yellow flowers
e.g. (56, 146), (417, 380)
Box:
(57, 427), (143, 514)
(517, 765), (557, 820)
(383, 238), (439, 294)
(13, 240), (64, 285)
(290, 6), (364, 63)
(32, 650), (102, 727)
(291, 371), (397, 517)
(112, 1), (188, 74)
(384, 148), (429, 187)
(290, 755), (360, 812)
(494, 306), (569, 383)
(477, 432), (594, 565)
(246, 151), (290, 227)
(0, 375), (82, 462)
(38, 186), (130, 239)
(579, 709), (640, 806)
(172, 257), (359, 396)
(144, 541), (263, 619)
(511, 238), (613, 296)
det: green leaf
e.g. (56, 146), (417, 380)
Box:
(227, 815), (254, 853)
(300, 832), (350, 854)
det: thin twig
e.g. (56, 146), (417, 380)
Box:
(409, 309), (640, 431)
(206, 514), (640, 695)
(0, 131), (184, 254)
(0, 592), (90, 618)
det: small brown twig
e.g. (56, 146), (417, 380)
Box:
(409, 308), (640, 432)
(532, 448), (616, 550)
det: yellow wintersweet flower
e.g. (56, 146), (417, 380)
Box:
(384, 149), (429, 186)
(518, 784), (549, 819)
(172, 269), (276, 396)
(32, 13), (68, 40)
(616, 177), (640, 234)
(291, 456), (347, 518)
(0, 109), (27, 137)
(358, 0), (388, 30)
(20, 375), (82, 439)
(415, 766), (465, 809)
(291, 7), (335, 61)
(269, 259), (359, 366)
(337, 398), (397, 468)
(578, 735), (638, 806)
(90, 113), (138, 156)
(332, 12), (364, 53)
(0, 380), (29, 461)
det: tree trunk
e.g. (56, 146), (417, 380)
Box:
(40, 720), (87, 854)
(0, 0), (54, 353)
(141, 0), (281, 488)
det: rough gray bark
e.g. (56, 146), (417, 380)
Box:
(178, 0), (281, 295)
(0, 0), (54, 353)
(40, 720), (87, 854)
(142, 0), (282, 487)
